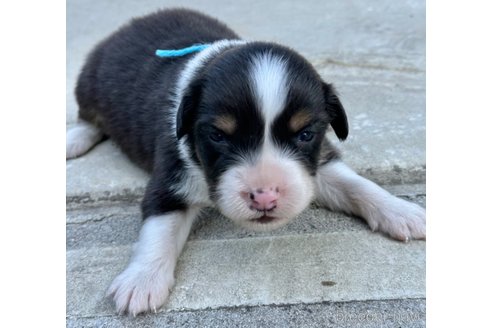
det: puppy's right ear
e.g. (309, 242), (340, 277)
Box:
(322, 82), (349, 141)
(176, 80), (202, 139)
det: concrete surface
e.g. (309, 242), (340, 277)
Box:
(66, 0), (426, 326)
(68, 230), (425, 316)
(67, 187), (426, 326)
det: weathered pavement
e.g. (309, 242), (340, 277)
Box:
(67, 0), (426, 327)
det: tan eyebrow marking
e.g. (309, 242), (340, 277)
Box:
(214, 115), (237, 135)
(289, 110), (313, 132)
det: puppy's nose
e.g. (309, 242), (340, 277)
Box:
(249, 188), (279, 211)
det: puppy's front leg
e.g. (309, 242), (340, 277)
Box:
(107, 208), (199, 316)
(315, 160), (425, 241)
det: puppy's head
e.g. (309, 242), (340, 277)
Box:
(177, 43), (348, 231)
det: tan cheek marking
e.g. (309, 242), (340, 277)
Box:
(289, 110), (313, 132)
(214, 115), (237, 135)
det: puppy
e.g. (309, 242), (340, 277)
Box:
(66, 8), (426, 316)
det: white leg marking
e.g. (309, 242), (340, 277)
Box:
(315, 161), (426, 241)
(107, 209), (199, 316)
(66, 121), (103, 159)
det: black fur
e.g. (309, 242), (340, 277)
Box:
(323, 83), (349, 140)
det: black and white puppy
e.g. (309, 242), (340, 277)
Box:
(67, 9), (425, 316)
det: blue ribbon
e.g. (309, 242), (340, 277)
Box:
(155, 44), (211, 57)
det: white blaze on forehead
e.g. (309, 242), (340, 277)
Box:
(250, 52), (292, 179)
(250, 52), (289, 130)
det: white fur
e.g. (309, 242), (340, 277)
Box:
(66, 121), (103, 159)
(171, 137), (213, 207)
(315, 160), (426, 241)
(216, 144), (315, 231)
(107, 209), (199, 315)
(250, 52), (289, 133)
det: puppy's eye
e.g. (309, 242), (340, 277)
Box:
(210, 131), (226, 143)
(297, 130), (315, 143)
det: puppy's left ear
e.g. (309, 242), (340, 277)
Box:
(322, 82), (349, 141)
(176, 80), (202, 139)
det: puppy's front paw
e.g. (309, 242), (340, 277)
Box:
(107, 262), (175, 316)
(365, 196), (426, 242)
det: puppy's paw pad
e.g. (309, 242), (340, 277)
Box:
(107, 264), (175, 316)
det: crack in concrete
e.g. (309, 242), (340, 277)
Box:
(66, 297), (426, 319)
(67, 214), (116, 225)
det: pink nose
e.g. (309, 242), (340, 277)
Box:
(249, 188), (279, 211)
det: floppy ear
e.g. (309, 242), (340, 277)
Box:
(322, 82), (349, 141)
(176, 80), (202, 139)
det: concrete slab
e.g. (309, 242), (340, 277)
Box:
(67, 0), (425, 62)
(66, 140), (148, 206)
(67, 230), (425, 317)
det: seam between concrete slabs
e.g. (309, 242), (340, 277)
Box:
(66, 297), (426, 320)
(66, 182), (426, 210)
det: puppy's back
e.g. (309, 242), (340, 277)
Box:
(75, 9), (239, 170)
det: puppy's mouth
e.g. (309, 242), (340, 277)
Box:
(249, 215), (280, 224)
